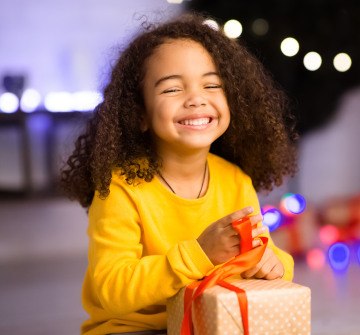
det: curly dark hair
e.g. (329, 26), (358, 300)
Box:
(60, 12), (298, 208)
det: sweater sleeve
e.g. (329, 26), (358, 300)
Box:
(242, 173), (294, 281)
(87, 178), (214, 316)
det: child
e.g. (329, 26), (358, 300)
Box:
(61, 13), (297, 335)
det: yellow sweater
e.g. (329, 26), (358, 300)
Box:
(81, 153), (294, 334)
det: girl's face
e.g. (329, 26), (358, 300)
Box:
(142, 38), (230, 156)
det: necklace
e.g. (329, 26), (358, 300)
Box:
(158, 162), (208, 199)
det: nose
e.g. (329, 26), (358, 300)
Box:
(184, 92), (207, 108)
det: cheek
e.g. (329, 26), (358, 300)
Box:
(220, 100), (231, 123)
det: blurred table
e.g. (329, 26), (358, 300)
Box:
(0, 110), (92, 197)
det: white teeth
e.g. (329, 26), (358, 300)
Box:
(180, 118), (210, 126)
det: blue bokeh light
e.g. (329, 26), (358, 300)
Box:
(328, 242), (350, 271)
(261, 206), (283, 232)
(282, 193), (307, 215)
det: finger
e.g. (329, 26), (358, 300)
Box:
(252, 237), (262, 248)
(264, 263), (284, 280)
(242, 247), (272, 278)
(251, 225), (267, 238)
(230, 235), (240, 247)
(249, 214), (263, 227)
(242, 260), (264, 278)
(219, 207), (254, 228)
(254, 262), (275, 279)
(242, 266), (259, 279)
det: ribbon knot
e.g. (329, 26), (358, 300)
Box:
(181, 216), (268, 335)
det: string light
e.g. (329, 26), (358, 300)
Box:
(251, 18), (269, 36)
(0, 92), (19, 113)
(20, 89), (42, 112)
(72, 91), (103, 112)
(303, 52), (322, 71)
(44, 92), (73, 112)
(223, 19), (243, 39)
(280, 37), (300, 57)
(333, 53), (352, 72)
(44, 91), (102, 112)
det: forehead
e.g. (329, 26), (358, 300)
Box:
(144, 39), (217, 77)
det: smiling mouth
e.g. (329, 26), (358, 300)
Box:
(178, 117), (211, 126)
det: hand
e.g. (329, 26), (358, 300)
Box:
(197, 206), (266, 265)
(241, 247), (284, 280)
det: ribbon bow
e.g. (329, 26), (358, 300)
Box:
(181, 216), (268, 335)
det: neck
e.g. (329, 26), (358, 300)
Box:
(158, 145), (209, 176)
(157, 150), (210, 199)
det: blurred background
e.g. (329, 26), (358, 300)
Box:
(0, 0), (359, 334)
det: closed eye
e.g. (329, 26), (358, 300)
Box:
(205, 84), (222, 89)
(162, 88), (182, 94)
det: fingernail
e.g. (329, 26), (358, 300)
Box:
(246, 206), (254, 213)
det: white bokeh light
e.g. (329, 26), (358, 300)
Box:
(333, 53), (352, 72)
(0, 92), (19, 113)
(72, 91), (103, 111)
(44, 92), (73, 112)
(303, 52), (322, 71)
(280, 37), (300, 57)
(203, 19), (219, 31)
(20, 89), (42, 112)
(223, 19), (243, 39)
(166, 0), (183, 3)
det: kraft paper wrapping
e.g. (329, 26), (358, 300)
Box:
(167, 278), (311, 335)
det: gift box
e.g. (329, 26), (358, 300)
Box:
(167, 278), (311, 335)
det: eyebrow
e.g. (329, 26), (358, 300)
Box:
(154, 72), (220, 87)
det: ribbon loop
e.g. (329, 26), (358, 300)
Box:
(181, 217), (268, 335)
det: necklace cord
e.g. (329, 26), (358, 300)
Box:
(158, 162), (207, 199)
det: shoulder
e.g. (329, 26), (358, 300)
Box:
(91, 170), (139, 207)
(90, 169), (144, 218)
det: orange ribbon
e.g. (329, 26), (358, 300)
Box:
(181, 217), (268, 335)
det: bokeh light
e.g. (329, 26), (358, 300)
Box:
(44, 92), (73, 112)
(328, 242), (350, 271)
(20, 89), (42, 112)
(203, 19), (219, 31)
(72, 91), (102, 112)
(280, 193), (306, 216)
(44, 91), (101, 112)
(223, 19), (243, 39)
(306, 248), (326, 270)
(333, 53), (352, 72)
(303, 51), (322, 71)
(0, 92), (19, 113)
(251, 18), (269, 36)
(280, 37), (300, 57)
(319, 224), (340, 245)
(261, 205), (283, 232)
